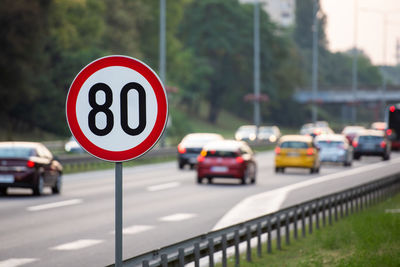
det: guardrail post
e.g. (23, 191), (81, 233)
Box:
(178, 248), (185, 267)
(276, 214), (281, 250)
(316, 201), (320, 230)
(267, 217), (272, 253)
(194, 243), (200, 267)
(246, 226), (252, 262)
(308, 204), (313, 234)
(256, 222), (262, 258)
(301, 206), (306, 237)
(208, 238), (215, 267)
(222, 234), (227, 267)
(334, 195), (338, 222)
(285, 211), (290, 245)
(328, 197), (333, 226)
(294, 207), (298, 240)
(161, 254), (168, 267)
(322, 200), (326, 227)
(234, 229), (240, 267)
(339, 194), (344, 218)
(345, 191), (349, 217)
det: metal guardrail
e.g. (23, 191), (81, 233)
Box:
(108, 174), (400, 267)
(56, 146), (177, 170)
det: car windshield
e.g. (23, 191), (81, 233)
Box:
(318, 141), (343, 148)
(280, 141), (308, 149)
(259, 127), (273, 133)
(343, 127), (364, 134)
(183, 135), (221, 145)
(359, 136), (383, 142)
(206, 150), (237, 157)
(238, 127), (256, 133)
(0, 147), (35, 158)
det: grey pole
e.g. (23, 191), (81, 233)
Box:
(351, 0), (358, 124)
(311, 0), (319, 123)
(115, 162), (123, 267)
(254, 0), (261, 130)
(159, 0), (167, 146)
(381, 15), (387, 119)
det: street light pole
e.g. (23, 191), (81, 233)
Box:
(351, 0), (358, 124)
(311, 0), (319, 123)
(159, 0), (167, 147)
(254, 0), (261, 130)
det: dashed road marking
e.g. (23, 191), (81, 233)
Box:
(159, 213), (197, 222)
(27, 199), (83, 211)
(147, 182), (180, 192)
(0, 258), (38, 267)
(50, 239), (104, 251)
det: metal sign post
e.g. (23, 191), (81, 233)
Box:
(115, 162), (123, 267)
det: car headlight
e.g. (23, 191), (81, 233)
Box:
(249, 134), (256, 141)
(235, 133), (242, 140)
(269, 135), (277, 142)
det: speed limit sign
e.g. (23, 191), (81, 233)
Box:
(66, 55), (168, 162)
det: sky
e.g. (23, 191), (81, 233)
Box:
(320, 0), (400, 66)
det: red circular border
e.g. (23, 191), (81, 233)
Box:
(66, 56), (168, 162)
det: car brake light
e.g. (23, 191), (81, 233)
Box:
(197, 155), (205, 163)
(390, 105), (396, 112)
(352, 141), (358, 148)
(306, 148), (314, 155)
(177, 144), (186, 154)
(380, 141), (386, 148)
(27, 160), (35, 168)
(236, 156), (244, 163)
(386, 129), (392, 136)
(275, 147), (281, 155)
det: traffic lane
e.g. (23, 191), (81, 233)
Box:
(280, 153), (400, 208)
(0, 151), (383, 266)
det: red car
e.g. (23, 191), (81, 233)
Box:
(196, 140), (256, 184)
(0, 142), (63, 196)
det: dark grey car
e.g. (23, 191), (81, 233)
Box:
(353, 130), (391, 161)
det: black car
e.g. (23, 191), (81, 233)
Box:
(177, 133), (224, 169)
(352, 130), (391, 161)
(0, 142), (63, 196)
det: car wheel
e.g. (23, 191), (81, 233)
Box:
(315, 167), (320, 173)
(33, 175), (44, 196)
(190, 164), (195, 170)
(197, 176), (202, 184)
(178, 162), (184, 169)
(383, 154), (390, 161)
(310, 168), (314, 174)
(0, 187), (7, 195)
(207, 177), (213, 184)
(275, 167), (279, 173)
(52, 173), (62, 194)
(353, 154), (361, 160)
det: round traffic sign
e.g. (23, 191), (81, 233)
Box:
(66, 55), (168, 162)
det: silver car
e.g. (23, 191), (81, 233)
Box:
(315, 134), (353, 166)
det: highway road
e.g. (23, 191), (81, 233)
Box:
(1, 151), (400, 267)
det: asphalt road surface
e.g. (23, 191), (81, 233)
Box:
(1, 151), (399, 267)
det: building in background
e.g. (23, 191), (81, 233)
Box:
(239, 0), (296, 27)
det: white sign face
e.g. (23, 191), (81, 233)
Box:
(66, 56), (168, 162)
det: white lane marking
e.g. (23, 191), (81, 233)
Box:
(147, 182), (181, 192)
(213, 157), (400, 230)
(110, 225), (154, 235)
(159, 213), (197, 222)
(51, 239), (104, 251)
(27, 199), (83, 212)
(0, 258), (38, 267)
(386, 209), (400, 213)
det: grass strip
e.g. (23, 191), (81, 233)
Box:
(224, 192), (400, 267)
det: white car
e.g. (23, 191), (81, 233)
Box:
(64, 137), (85, 153)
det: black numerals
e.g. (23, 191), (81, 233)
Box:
(120, 82), (146, 136)
(88, 82), (147, 136)
(88, 83), (114, 136)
